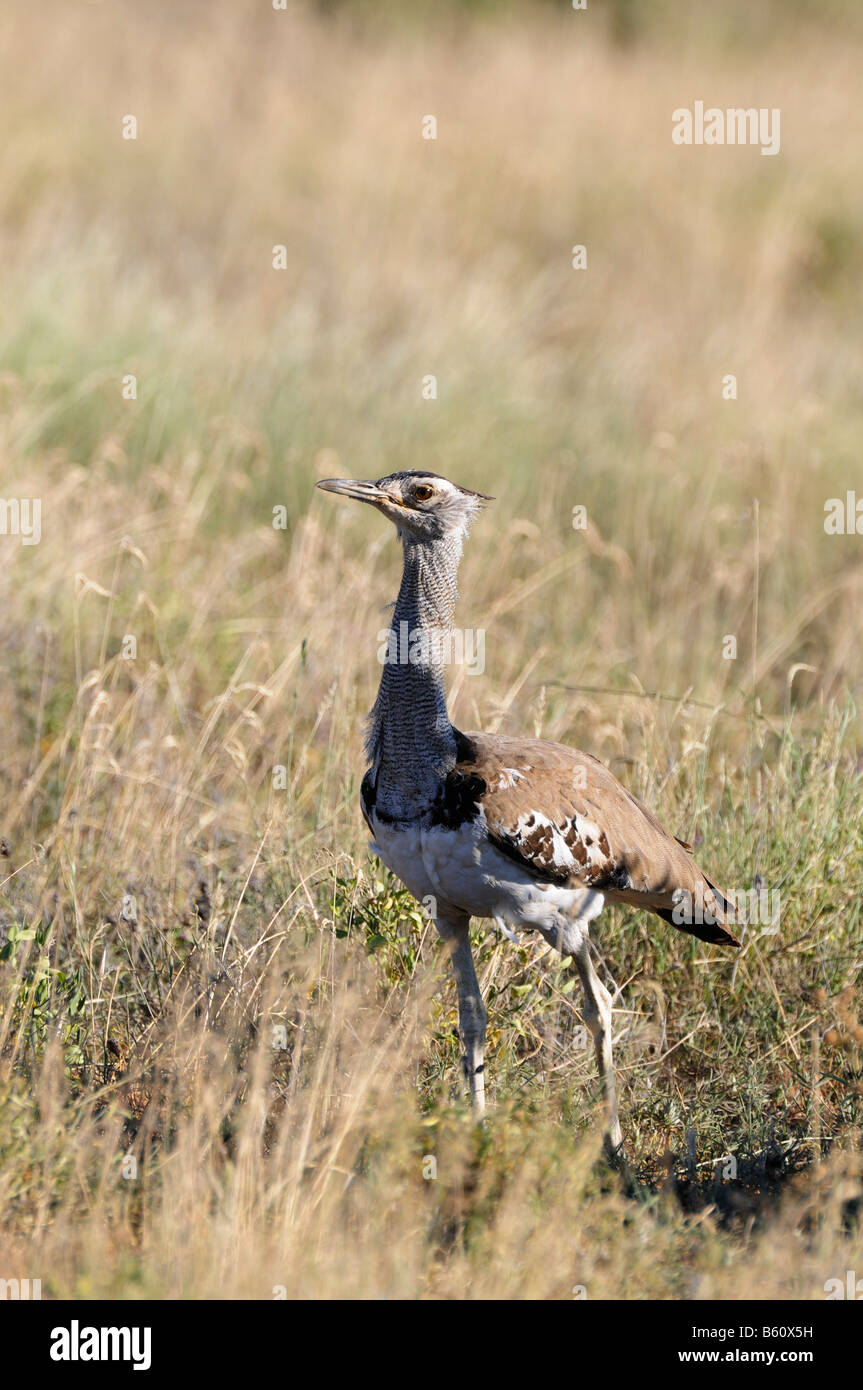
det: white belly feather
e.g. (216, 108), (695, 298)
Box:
(369, 807), (604, 937)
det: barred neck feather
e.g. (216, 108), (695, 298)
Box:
(365, 528), (466, 818)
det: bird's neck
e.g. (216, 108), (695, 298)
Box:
(366, 531), (463, 818)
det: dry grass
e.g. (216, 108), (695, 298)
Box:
(0, 0), (862, 1299)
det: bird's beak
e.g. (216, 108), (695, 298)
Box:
(316, 478), (391, 505)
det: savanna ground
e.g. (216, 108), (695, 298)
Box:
(1, 0), (862, 1300)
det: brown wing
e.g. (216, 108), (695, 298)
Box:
(452, 729), (740, 947)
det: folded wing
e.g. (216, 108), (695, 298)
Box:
(451, 729), (740, 947)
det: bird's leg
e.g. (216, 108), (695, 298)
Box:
(572, 935), (623, 1157)
(436, 912), (486, 1114)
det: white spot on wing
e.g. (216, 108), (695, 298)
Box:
(495, 767), (526, 789)
(512, 811), (578, 872)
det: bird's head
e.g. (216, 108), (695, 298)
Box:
(316, 470), (492, 545)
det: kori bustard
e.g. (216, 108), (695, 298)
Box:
(317, 471), (739, 1152)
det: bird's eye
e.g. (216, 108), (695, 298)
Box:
(413, 485), (434, 503)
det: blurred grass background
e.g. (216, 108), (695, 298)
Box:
(0, 0), (861, 1299)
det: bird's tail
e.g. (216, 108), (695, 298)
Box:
(655, 873), (741, 947)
